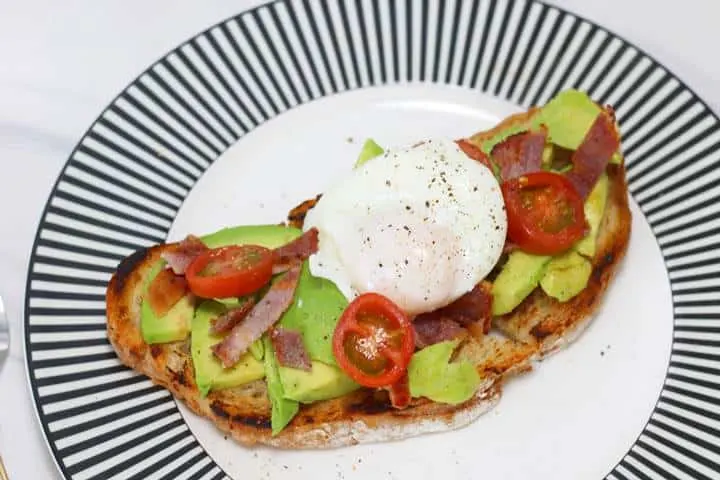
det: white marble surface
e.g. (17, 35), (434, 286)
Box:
(0, 1), (717, 478)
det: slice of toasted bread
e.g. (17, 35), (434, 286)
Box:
(106, 104), (631, 449)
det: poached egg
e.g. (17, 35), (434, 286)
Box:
(303, 138), (507, 316)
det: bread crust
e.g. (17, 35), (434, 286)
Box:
(105, 106), (631, 449)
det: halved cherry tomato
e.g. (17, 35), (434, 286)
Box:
(502, 171), (588, 255)
(456, 139), (493, 171)
(185, 245), (273, 299)
(332, 293), (415, 388)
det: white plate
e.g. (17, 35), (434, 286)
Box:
(24, 1), (720, 479)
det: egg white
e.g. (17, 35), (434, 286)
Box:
(303, 138), (507, 316)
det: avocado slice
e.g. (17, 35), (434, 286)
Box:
(491, 251), (551, 316)
(279, 361), (359, 403)
(191, 300), (265, 397)
(140, 262), (194, 344)
(278, 262), (348, 366)
(249, 338), (265, 361)
(201, 224), (303, 249)
(263, 336), (300, 435)
(141, 295), (194, 344)
(575, 172), (609, 258)
(407, 339), (481, 405)
(354, 138), (385, 168)
(539, 250), (593, 302)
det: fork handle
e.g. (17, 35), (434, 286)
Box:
(0, 455), (9, 480)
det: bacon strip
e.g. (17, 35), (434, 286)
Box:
(565, 111), (620, 198)
(272, 227), (319, 274)
(491, 127), (547, 181)
(212, 265), (302, 368)
(420, 282), (493, 329)
(456, 139), (493, 171)
(210, 298), (256, 335)
(287, 195), (322, 229)
(161, 235), (209, 275)
(146, 268), (188, 317)
(412, 282), (493, 348)
(270, 327), (312, 371)
(413, 316), (467, 349)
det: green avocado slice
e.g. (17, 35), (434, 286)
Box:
(139, 261), (193, 344)
(492, 251), (552, 316)
(191, 300), (265, 397)
(354, 138), (384, 168)
(263, 336), (300, 435)
(408, 340), (481, 405)
(540, 250), (593, 302)
(277, 262), (348, 366)
(201, 224), (303, 249)
(575, 172), (609, 258)
(279, 360), (359, 403)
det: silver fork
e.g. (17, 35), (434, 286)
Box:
(0, 296), (10, 480)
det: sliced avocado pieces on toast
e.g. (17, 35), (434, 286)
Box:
(540, 250), (593, 302)
(140, 295), (194, 344)
(491, 251), (552, 316)
(279, 361), (359, 403)
(278, 261), (348, 366)
(140, 261), (193, 344)
(408, 339), (481, 405)
(575, 172), (609, 258)
(201, 224), (303, 249)
(264, 335), (300, 435)
(191, 300), (265, 397)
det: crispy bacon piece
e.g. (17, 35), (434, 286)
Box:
(287, 195), (322, 229)
(161, 235), (209, 275)
(209, 298), (256, 335)
(270, 327), (312, 371)
(272, 227), (319, 274)
(212, 265), (302, 368)
(386, 373), (411, 409)
(565, 111), (620, 198)
(456, 139), (493, 170)
(412, 282), (493, 348)
(491, 127), (547, 181)
(146, 268), (188, 317)
(413, 316), (468, 349)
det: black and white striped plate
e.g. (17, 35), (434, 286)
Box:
(24, 1), (720, 479)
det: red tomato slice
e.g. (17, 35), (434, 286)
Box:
(501, 171), (588, 255)
(185, 245), (274, 299)
(332, 293), (415, 388)
(456, 139), (493, 171)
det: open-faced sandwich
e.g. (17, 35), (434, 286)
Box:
(105, 89), (632, 448)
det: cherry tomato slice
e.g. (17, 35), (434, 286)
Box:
(332, 293), (415, 388)
(185, 244), (274, 299)
(456, 139), (493, 171)
(501, 171), (588, 255)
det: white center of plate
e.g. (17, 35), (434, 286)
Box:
(168, 84), (673, 480)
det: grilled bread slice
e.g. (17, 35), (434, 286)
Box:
(105, 105), (631, 449)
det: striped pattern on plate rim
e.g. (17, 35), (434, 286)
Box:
(24, 0), (720, 479)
